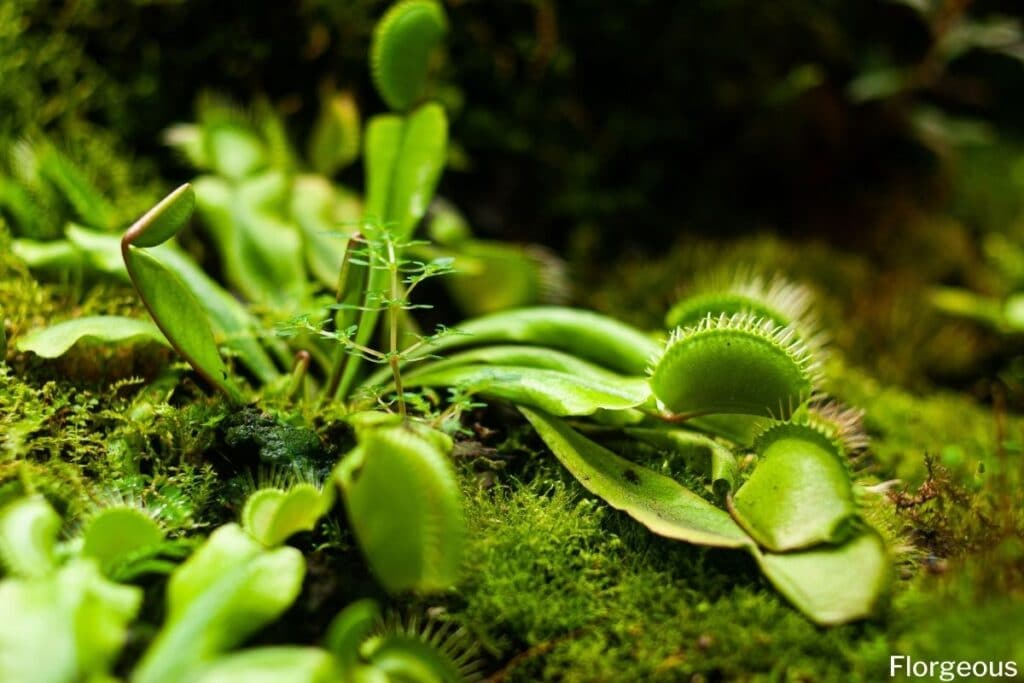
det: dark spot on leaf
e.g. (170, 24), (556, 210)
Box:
(623, 468), (640, 484)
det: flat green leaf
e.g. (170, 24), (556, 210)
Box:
(365, 103), (448, 240)
(0, 559), (142, 683)
(731, 430), (857, 552)
(124, 247), (242, 402)
(405, 344), (640, 384)
(334, 425), (464, 593)
(16, 316), (168, 358)
(0, 496), (60, 578)
(155, 245), (285, 384)
(63, 222), (283, 382)
(406, 364), (651, 417)
(370, 0), (448, 111)
(11, 239), (84, 272)
(520, 408), (752, 549)
(756, 530), (889, 626)
(66, 223), (130, 278)
(361, 307), (661, 389)
(421, 307), (660, 375)
(193, 647), (340, 683)
(132, 524), (305, 683)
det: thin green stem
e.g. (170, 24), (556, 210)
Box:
(387, 238), (407, 418)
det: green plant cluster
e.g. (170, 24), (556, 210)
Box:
(2, 1), (1023, 681)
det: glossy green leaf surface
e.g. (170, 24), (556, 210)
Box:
(756, 530), (889, 626)
(521, 408), (752, 549)
(370, 0), (448, 111)
(59, 222), (281, 380)
(10, 238), (83, 272)
(16, 316), (168, 358)
(405, 344), (640, 384)
(193, 648), (340, 683)
(406, 364), (651, 416)
(0, 495), (60, 578)
(334, 425), (464, 593)
(364, 103), (447, 240)
(0, 559), (142, 683)
(124, 247), (241, 401)
(154, 245), (284, 383)
(377, 306), (661, 380)
(66, 223), (130, 278)
(132, 524), (305, 683)
(731, 430), (857, 551)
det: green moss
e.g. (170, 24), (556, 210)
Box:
(451, 470), (895, 682)
(828, 361), (1022, 486)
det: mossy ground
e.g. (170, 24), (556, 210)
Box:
(4, 217), (1022, 681)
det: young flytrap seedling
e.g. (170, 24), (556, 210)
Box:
(0, 490), (479, 683)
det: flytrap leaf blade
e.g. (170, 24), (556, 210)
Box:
(124, 247), (242, 402)
(520, 407), (752, 549)
(406, 364), (651, 417)
(16, 316), (169, 358)
(365, 103), (448, 240)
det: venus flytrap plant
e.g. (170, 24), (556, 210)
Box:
(0, 480), (472, 683)
(120, 184), (245, 404)
(363, 273), (890, 625)
(0, 496), (144, 683)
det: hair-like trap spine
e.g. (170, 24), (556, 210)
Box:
(666, 271), (826, 353)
